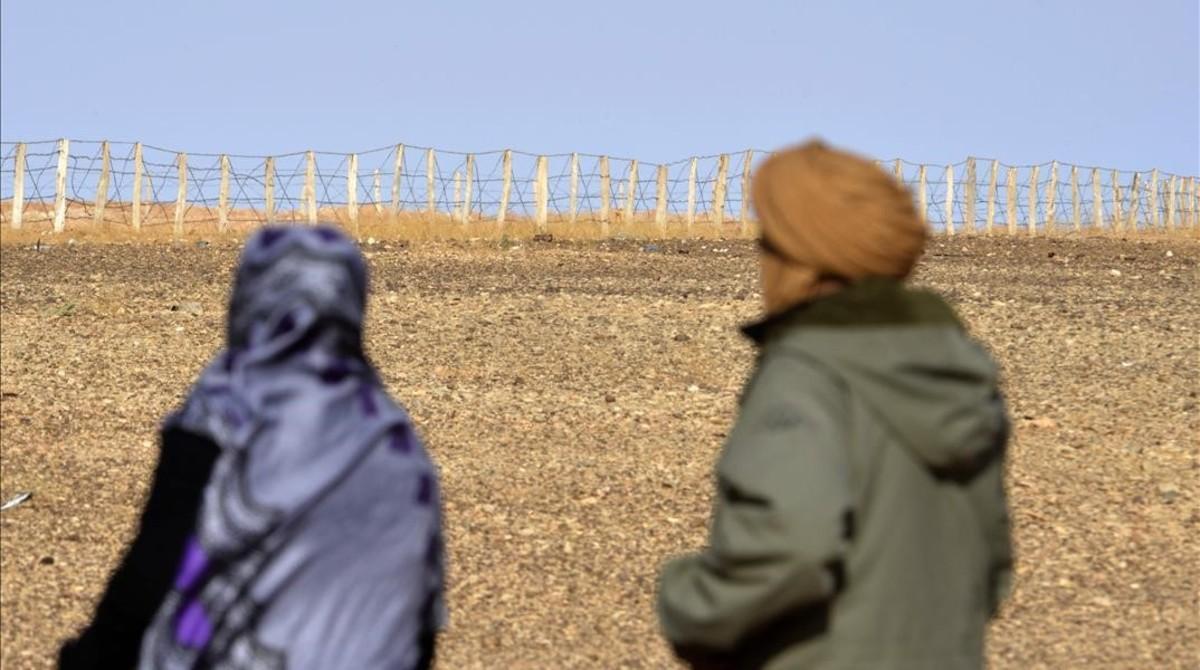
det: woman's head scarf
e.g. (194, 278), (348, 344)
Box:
(140, 225), (445, 669)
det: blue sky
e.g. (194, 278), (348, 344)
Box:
(2, 0), (1197, 174)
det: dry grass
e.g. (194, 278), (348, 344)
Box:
(1, 234), (1198, 669)
(2, 200), (1197, 245)
(0, 203), (752, 244)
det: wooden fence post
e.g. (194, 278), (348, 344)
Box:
(1149, 169), (1160, 228)
(173, 152), (187, 238)
(1091, 168), (1102, 230)
(655, 164), (668, 230)
(462, 154), (474, 223)
(893, 159), (903, 183)
(304, 151), (316, 224)
(94, 141), (110, 225)
(453, 171), (462, 221)
(426, 149), (436, 215)
(1045, 161), (1058, 232)
(1126, 172), (1140, 231)
(347, 153), (359, 231)
(1166, 175), (1177, 231)
(964, 158), (976, 233)
(53, 138), (69, 233)
(497, 150), (512, 227)
(624, 159), (638, 223)
(740, 150), (753, 234)
(916, 165), (927, 224)
(599, 156), (611, 232)
(1111, 171), (1123, 230)
(133, 143), (144, 231)
(1188, 177), (1197, 228)
(714, 154), (729, 225)
(1006, 167), (1018, 234)
(569, 152), (579, 224)
(535, 155), (549, 231)
(217, 154), (229, 231)
(944, 164), (955, 235)
(392, 144), (404, 215)
(264, 157), (276, 223)
(1027, 165), (1039, 235)
(686, 157), (697, 230)
(10, 142), (25, 229)
(1071, 165), (1081, 232)
(373, 169), (383, 215)
(986, 160), (997, 233)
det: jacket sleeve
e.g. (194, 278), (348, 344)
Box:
(656, 350), (853, 654)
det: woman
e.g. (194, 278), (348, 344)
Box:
(60, 225), (446, 670)
(656, 141), (1013, 669)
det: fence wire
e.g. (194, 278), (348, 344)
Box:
(1, 140), (1197, 233)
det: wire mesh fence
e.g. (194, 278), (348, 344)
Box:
(1, 139), (1197, 235)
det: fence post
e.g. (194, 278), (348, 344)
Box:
(264, 157), (276, 223)
(740, 150), (753, 234)
(624, 159), (638, 223)
(655, 164), (668, 231)
(1166, 175), (1177, 231)
(10, 142), (24, 229)
(133, 143), (144, 231)
(304, 151), (317, 224)
(1071, 165), (1081, 232)
(1027, 165), (1039, 235)
(1126, 172), (1140, 231)
(1185, 177), (1195, 229)
(569, 152), (579, 224)
(599, 155), (611, 232)
(1044, 160), (1058, 231)
(944, 164), (955, 235)
(173, 152), (187, 239)
(916, 165), (927, 224)
(1006, 167), (1017, 234)
(535, 155), (549, 231)
(714, 154), (729, 225)
(217, 154), (229, 231)
(964, 158), (976, 233)
(986, 160), (997, 233)
(893, 159), (903, 183)
(426, 149), (436, 215)
(372, 169), (383, 215)
(53, 138), (69, 233)
(462, 154), (474, 223)
(497, 149), (512, 227)
(686, 157), (697, 230)
(1091, 168), (1102, 230)
(347, 153), (359, 231)
(94, 141), (110, 225)
(392, 144), (404, 215)
(1111, 171), (1123, 231)
(1149, 169), (1160, 228)
(453, 170), (462, 221)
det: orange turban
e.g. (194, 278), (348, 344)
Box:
(750, 140), (928, 315)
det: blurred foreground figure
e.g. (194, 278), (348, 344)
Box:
(60, 225), (446, 670)
(656, 141), (1012, 669)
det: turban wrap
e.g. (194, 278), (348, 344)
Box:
(750, 140), (929, 315)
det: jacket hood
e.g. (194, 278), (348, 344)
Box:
(744, 278), (1008, 476)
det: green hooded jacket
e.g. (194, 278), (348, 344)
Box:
(657, 278), (1013, 670)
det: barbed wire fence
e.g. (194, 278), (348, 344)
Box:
(1, 139), (1197, 236)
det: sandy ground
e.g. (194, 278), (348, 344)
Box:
(1, 235), (1197, 669)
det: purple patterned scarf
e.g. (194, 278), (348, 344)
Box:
(138, 225), (446, 669)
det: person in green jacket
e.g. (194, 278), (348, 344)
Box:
(656, 141), (1014, 670)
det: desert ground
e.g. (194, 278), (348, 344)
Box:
(1, 233), (1197, 668)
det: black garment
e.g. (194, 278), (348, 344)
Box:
(58, 431), (220, 669)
